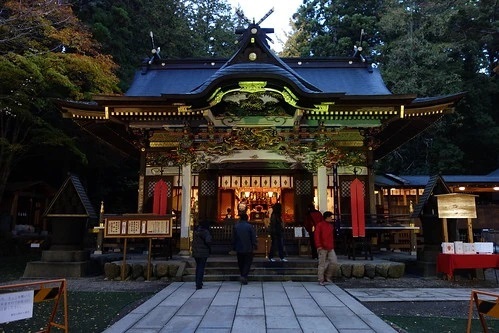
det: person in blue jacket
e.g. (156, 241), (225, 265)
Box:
(232, 213), (257, 285)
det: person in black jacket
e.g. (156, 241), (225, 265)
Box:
(268, 203), (287, 262)
(191, 220), (212, 290)
(232, 213), (257, 285)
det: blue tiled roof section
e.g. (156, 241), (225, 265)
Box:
(375, 175), (429, 186)
(399, 176), (431, 186)
(376, 174), (499, 187)
(125, 62), (392, 97)
(294, 67), (392, 95)
(189, 63), (320, 95)
(487, 168), (499, 176)
(126, 69), (219, 96)
(442, 175), (499, 183)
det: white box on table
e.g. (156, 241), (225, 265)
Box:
(474, 242), (494, 254)
(441, 242), (455, 254)
(463, 243), (476, 254)
(454, 241), (464, 254)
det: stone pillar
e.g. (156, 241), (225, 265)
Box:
(317, 165), (328, 212)
(179, 163), (192, 256)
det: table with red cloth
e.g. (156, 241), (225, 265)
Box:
(437, 253), (499, 279)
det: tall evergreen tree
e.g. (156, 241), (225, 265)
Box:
(187, 0), (239, 57)
(376, 0), (499, 175)
(282, 0), (383, 57)
(0, 0), (120, 203)
(283, 0), (499, 175)
(76, 0), (238, 89)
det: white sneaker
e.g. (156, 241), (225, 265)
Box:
(269, 258), (276, 262)
(281, 258), (288, 262)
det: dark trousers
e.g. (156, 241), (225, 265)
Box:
(194, 256), (208, 288)
(236, 252), (253, 278)
(309, 231), (318, 259)
(269, 235), (284, 259)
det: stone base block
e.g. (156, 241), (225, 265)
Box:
(23, 261), (89, 278)
(41, 250), (90, 262)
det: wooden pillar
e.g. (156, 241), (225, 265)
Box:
(442, 218), (449, 242)
(467, 218), (474, 243)
(317, 165), (328, 212)
(366, 149), (376, 217)
(137, 147), (146, 213)
(179, 163), (192, 255)
(332, 164), (340, 223)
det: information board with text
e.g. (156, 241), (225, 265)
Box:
(104, 214), (173, 238)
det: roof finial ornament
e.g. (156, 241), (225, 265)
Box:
(235, 8), (251, 26)
(352, 29), (366, 62)
(148, 31), (161, 65)
(234, 7), (275, 48)
(256, 8), (274, 26)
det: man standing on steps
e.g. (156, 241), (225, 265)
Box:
(315, 211), (338, 285)
(304, 203), (322, 259)
(232, 213), (257, 285)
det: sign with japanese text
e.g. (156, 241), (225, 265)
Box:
(104, 214), (173, 238)
(0, 290), (34, 324)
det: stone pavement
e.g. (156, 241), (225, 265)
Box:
(346, 287), (499, 302)
(102, 279), (499, 333)
(103, 281), (398, 333)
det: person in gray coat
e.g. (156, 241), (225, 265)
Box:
(232, 213), (257, 285)
(192, 220), (212, 290)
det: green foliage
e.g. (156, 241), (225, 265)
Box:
(0, 0), (120, 203)
(75, 0), (238, 88)
(286, 0), (498, 175)
(283, 0), (382, 57)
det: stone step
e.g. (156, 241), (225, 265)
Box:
(182, 256), (406, 280)
(182, 274), (319, 282)
(185, 267), (318, 276)
(186, 259), (318, 269)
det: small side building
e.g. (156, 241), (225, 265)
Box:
(23, 174), (98, 278)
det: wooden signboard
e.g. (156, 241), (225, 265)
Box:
(435, 193), (478, 243)
(104, 214), (173, 238)
(103, 214), (174, 281)
(435, 193), (478, 219)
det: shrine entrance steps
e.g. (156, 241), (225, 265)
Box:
(182, 255), (406, 282)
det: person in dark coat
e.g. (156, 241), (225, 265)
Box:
(191, 220), (212, 290)
(304, 204), (323, 259)
(232, 213), (257, 285)
(268, 203), (287, 262)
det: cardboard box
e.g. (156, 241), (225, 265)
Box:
(475, 242), (494, 254)
(454, 241), (464, 254)
(442, 242), (455, 254)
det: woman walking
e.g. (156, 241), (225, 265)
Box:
(191, 220), (212, 290)
(268, 203), (287, 262)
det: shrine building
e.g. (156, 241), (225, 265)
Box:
(58, 22), (464, 255)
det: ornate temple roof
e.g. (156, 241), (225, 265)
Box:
(59, 21), (465, 162)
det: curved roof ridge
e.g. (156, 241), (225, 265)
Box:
(189, 23), (322, 94)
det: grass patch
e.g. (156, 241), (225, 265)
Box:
(0, 254), (154, 332)
(0, 253), (40, 282)
(0, 291), (152, 333)
(384, 315), (499, 333)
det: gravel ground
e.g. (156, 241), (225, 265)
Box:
(336, 270), (499, 319)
